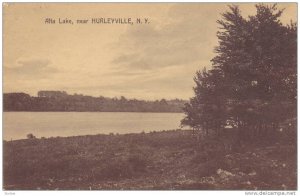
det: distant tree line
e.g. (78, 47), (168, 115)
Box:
(3, 91), (186, 112)
(181, 4), (297, 140)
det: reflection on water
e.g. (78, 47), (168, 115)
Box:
(4, 112), (185, 140)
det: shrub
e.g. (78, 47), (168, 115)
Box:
(26, 133), (36, 139)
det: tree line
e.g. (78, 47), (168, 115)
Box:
(3, 92), (186, 112)
(181, 4), (297, 140)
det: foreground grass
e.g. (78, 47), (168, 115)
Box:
(3, 129), (296, 190)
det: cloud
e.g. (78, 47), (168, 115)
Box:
(103, 4), (221, 99)
(111, 4), (219, 71)
(5, 58), (58, 79)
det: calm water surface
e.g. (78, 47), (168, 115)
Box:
(4, 112), (185, 140)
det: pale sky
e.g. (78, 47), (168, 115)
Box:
(3, 3), (297, 100)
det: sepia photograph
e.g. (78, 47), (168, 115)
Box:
(2, 2), (297, 191)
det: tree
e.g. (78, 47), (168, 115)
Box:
(182, 4), (297, 140)
(181, 68), (227, 136)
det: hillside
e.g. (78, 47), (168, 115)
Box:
(3, 91), (187, 112)
(3, 129), (296, 190)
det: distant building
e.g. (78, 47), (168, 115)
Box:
(38, 91), (68, 98)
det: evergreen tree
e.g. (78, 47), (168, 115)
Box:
(182, 4), (297, 139)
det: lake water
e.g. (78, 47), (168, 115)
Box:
(3, 112), (185, 140)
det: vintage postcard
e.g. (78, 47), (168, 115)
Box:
(3, 3), (297, 191)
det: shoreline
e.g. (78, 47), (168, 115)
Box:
(3, 111), (184, 113)
(4, 128), (188, 142)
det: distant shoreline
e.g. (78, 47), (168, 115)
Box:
(4, 91), (187, 113)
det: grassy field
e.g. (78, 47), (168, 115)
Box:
(3, 129), (297, 190)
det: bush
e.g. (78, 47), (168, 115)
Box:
(26, 133), (36, 139)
